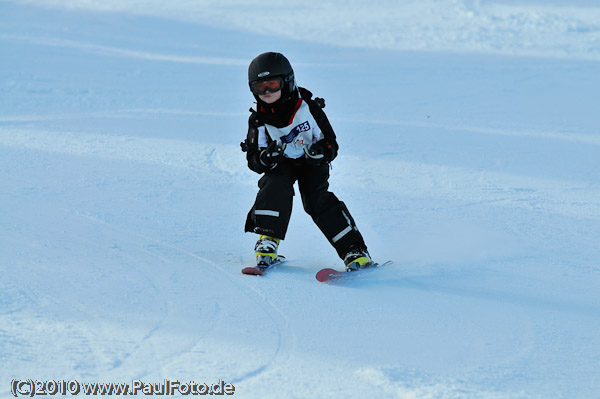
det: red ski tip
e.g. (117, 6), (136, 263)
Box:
(242, 266), (266, 276)
(315, 268), (344, 282)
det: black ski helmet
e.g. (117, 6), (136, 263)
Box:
(248, 52), (296, 102)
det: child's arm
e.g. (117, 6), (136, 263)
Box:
(242, 112), (273, 174)
(300, 88), (339, 163)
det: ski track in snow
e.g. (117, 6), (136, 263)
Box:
(72, 213), (296, 384)
(0, 185), (296, 386)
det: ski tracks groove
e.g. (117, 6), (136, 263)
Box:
(177, 249), (297, 385)
(74, 211), (296, 385)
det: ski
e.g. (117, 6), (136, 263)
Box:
(315, 260), (392, 283)
(242, 255), (286, 276)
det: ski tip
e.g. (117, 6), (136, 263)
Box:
(315, 268), (344, 282)
(241, 255), (286, 276)
(315, 260), (393, 283)
(242, 267), (266, 276)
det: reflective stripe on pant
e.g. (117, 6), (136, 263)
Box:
(245, 162), (295, 239)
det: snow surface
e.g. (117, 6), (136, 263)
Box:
(1, 1), (599, 398)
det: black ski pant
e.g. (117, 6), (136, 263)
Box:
(245, 159), (367, 259)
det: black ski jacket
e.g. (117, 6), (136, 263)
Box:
(241, 87), (339, 174)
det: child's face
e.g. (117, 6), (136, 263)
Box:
(258, 90), (282, 104)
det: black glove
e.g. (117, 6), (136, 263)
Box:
(259, 141), (285, 167)
(304, 140), (336, 165)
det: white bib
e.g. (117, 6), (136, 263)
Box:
(258, 100), (324, 159)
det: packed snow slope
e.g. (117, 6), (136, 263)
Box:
(1, 1), (600, 398)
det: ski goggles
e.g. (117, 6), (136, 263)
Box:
(251, 77), (283, 95)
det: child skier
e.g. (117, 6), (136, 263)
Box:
(241, 52), (371, 271)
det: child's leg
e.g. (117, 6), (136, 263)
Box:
(298, 164), (367, 258)
(245, 162), (296, 240)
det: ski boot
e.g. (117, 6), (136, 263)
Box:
(343, 247), (373, 271)
(255, 235), (280, 267)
